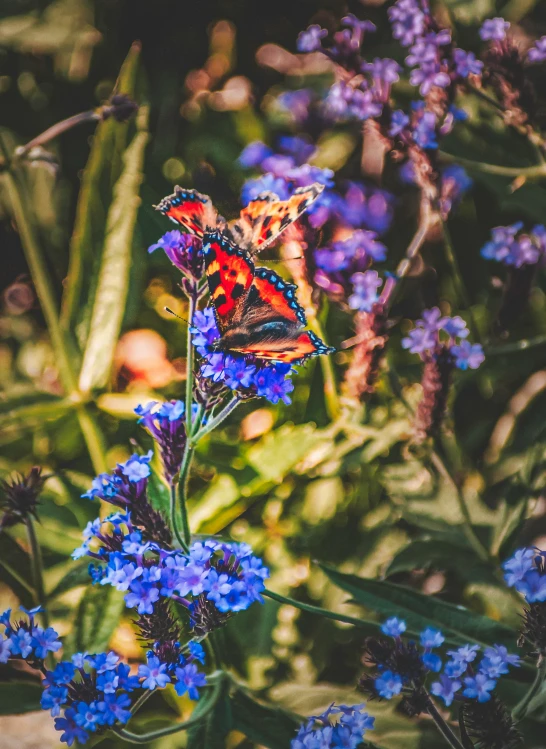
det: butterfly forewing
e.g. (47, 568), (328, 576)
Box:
(155, 187), (217, 237)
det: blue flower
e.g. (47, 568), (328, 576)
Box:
(420, 627), (445, 648)
(9, 628), (33, 658)
(203, 569), (232, 603)
(223, 359), (256, 390)
(388, 0), (425, 47)
(380, 617), (407, 637)
(73, 700), (102, 732)
(453, 49), (483, 78)
(389, 109), (410, 137)
(120, 452), (152, 482)
(431, 674), (461, 706)
(31, 626), (62, 659)
(447, 644), (479, 664)
(96, 692), (132, 726)
(176, 562), (209, 597)
(0, 634), (12, 663)
(444, 660), (468, 679)
(139, 655), (171, 690)
(515, 570), (546, 603)
(422, 652), (442, 672)
(54, 708), (89, 746)
(528, 36), (546, 63)
(41, 685), (69, 717)
(102, 554), (143, 592)
(174, 663), (207, 700)
(215, 580), (251, 613)
(188, 641), (206, 664)
(374, 670), (403, 699)
(297, 24), (328, 53)
(96, 669), (120, 694)
(238, 141), (273, 168)
(483, 645), (520, 668)
(88, 651), (120, 673)
(503, 548), (535, 586)
(463, 674), (497, 703)
(348, 270), (383, 312)
(402, 326), (436, 355)
(125, 580), (160, 614)
(412, 110), (438, 149)
(452, 341), (485, 371)
(254, 365), (294, 405)
(43, 662), (76, 687)
(241, 174), (290, 206)
(480, 17), (509, 41)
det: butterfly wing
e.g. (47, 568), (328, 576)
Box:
(203, 230), (254, 333)
(229, 183), (324, 252)
(155, 187), (217, 237)
(221, 268), (334, 363)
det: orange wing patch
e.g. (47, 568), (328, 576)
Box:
(251, 268), (306, 325)
(230, 183), (324, 251)
(155, 187), (217, 237)
(230, 332), (332, 364)
(203, 230), (254, 330)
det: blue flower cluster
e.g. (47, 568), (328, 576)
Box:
(503, 548), (546, 603)
(402, 307), (485, 370)
(134, 400), (188, 482)
(481, 223), (546, 268)
(0, 606), (61, 664)
(370, 616), (520, 708)
(191, 307), (295, 404)
(291, 703), (375, 749)
(75, 509), (268, 628)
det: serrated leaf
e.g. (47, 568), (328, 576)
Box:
(320, 563), (518, 648)
(61, 42), (141, 338)
(0, 682), (43, 715)
(78, 104), (149, 393)
(64, 584), (125, 656)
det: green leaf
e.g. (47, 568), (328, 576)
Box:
(48, 560), (91, 599)
(264, 589), (378, 632)
(320, 563), (518, 648)
(61, 42), (141, 338)
(64, 583), (125, 656)
(186, 680), (232, 749)
(230, 689), (302, 749)
(386, 539), (500, 586)
(245, 424), (324, 482)
(78, 103), (149, 393)
(0, 533), (34, 608)
(147, 468), (171, 519)
(0, 681), (43, 715)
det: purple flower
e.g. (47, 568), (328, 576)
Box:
(0, 634), (12, 663)
(441, 315), (468, 339)
(223, 359), (256, 390)
(389, 109), (410, 137)
(176, 562), (209, 597)
(410, 62), (451, 96)
(503, 547), (535, 586)
(238, 141), (273, 168)
(286, 164), (334, 189)
(96, 693), (132, 726)
(431, 674), (461, 706)
(120, 452), (153, 482)
(480, 18), (510, 42)
(412, 110), (438, 149)
(102, 554), (143, 592)
(447, 644), (480, 664)
(374, 670), (403, 699)
(135, 400), (188, 482)
(482, 645), (520, 669)
(516, 570), (546, 602)
(241, 174), (290, 206)
(276, 90), (313, 124)
(139, 655), (171, 690)
(388, 0), (426, 47)
(420, 627), (445, 648)
(254, 364), (294, 405)
(453, 49), (484, 78)
(148, 231), (203, 278)
(481, 223), (523, 264)
(54, 708), (88, 746)
(380, 617), (406, 637)
(452, 341), (485, 370)
(348, 270), (383, 312)
(401, 326), (437, 355)
(10, 628), (33, 658)
(439, 165), (473, 217)
(125, 580), (160, 615)
(528, 36), (546, 63)
(463, 674), (497, 702)
(174, 663), (207, 700)
(297, 24), (328, 53)
(31, 626), (62, 659)
(444, 659), (467, 679)
(278, 135), (317, 164)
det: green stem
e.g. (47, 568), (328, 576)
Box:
(485, 333), (546, 355)
(170, 482), (189, 553)
(192, 397), (240, 443)
(512, 657), (546, 722)
(425, 692), (466, 749)
(307, 314), (339, 421)
(185, 293), (197, 434)
(177, 442), (194, 548)
(25, 517), (48, 628)
(113, 673), (225, 744)
(263, 589), (373, 629)
(440, 222), (481, 342)
(14, 110), (100, 160)
(429, 447), (490, 563)
(439, 151), (546, 179)
(74, 405), (108, 475)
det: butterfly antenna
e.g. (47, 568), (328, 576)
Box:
(165, 307), (190, 326)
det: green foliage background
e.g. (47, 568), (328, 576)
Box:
(1, 0), (546, 747)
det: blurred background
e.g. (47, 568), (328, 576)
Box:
(2, 0), (546, 747)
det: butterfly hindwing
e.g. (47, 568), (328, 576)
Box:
(249, 268), (307, 326)
(227, 330), (333, 364)
(230, 183), (324, 252)
(203, 230), (254, 332)
(155, 187), (217, 237)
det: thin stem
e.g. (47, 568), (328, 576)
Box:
(185, 293), (197, 435)
(14, 111), (100, 160)
(170, 482), (189, 553)
(485, 333), (546, 355)
(425, 692), (466, 749)
(380, 201), (432, 310)
(263, 589), (373, 629)
(440, 221), (481, 342)
(192, 397), (240, 443)
(74, 405), (108, 475)
(512, 656), (546, 722)
(308, 314), (340, 421)
(439, 151), (546, 179)
(177, 442), (194, 548)
(113, 673), (225, 744)
(429, 447), (490, 563)
(25, 517), (48, 628)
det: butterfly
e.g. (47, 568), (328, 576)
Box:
(155, 186), (334, 364)
(154, 183), (324, 253)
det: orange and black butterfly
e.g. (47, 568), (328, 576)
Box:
(155, 186), (334, 364)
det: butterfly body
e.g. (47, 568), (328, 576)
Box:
(156, 187), (334, 364)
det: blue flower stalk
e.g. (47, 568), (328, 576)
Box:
(291, 703), (375, 749)
(503, 548), (546, 658)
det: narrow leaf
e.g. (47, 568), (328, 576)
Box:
(230, 689), (301, 749)
(320, 563), (518, 648)
(0, 682), (43, 715)
(48, 560), (91, 600)
(78, 104), (149, 393)
(64, 583), (125, 656)
(186, 680), (232, 749)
